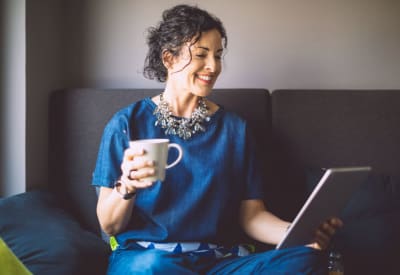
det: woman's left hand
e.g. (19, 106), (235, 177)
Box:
(308, 217), (343, 250)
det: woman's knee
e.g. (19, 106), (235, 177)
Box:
(108, 249), (193, 275)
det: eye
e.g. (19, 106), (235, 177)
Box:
(195, 54), (206, 58)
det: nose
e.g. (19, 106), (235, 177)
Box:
(205, 56), (219, 72)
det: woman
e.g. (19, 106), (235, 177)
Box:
(92, 4), (342, 274)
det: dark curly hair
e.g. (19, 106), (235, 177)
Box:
(143, 4), (227, 82)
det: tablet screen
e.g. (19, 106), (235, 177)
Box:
(276, 166), (371, 250)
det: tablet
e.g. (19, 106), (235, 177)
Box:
(276, 166), (371, 250)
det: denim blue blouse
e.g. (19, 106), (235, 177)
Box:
(92, 98), (264, 246)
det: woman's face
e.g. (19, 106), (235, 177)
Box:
(167, 29), (223, 97)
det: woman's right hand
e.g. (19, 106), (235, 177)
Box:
(97, 146), (157, 236)
(120, 146), (157, 193)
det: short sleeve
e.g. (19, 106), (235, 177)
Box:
(92, 112), (131, 188)
(243, 124), (265, 200)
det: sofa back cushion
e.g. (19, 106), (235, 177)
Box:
(269, 89), (400, 219)
(48, 89), (271, 234)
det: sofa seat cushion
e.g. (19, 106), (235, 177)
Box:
(0, 190), (110, 275)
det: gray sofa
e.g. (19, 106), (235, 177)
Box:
(1, 89), (399, 274)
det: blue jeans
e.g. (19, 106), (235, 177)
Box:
(107, 243), (326, 274)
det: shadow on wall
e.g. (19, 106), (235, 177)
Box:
(62, 1), (91, 87)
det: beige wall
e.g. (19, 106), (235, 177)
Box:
(24, 0), (400, 190)
(61, 0), (400, 90)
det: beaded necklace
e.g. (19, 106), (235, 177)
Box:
(153, 94), (210, 140)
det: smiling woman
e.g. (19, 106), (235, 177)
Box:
(92, 4), (340, 275)
(143, 5), (227, 83)
(163, 29), (223, 97)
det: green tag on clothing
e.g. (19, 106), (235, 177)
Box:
(109, 236), (119, 251)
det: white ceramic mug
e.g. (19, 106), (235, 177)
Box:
(129, 139), (183, 182)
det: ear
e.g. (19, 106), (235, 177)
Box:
(162, 49), (174, 70)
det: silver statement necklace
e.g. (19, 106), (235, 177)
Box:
(153, 93), (210, 140)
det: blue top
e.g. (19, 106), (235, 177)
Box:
(92, 97), (264, 246)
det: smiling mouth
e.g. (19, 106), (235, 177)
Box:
(197, 74), (214, 84)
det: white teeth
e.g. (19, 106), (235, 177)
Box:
(198, 75), (212, 81)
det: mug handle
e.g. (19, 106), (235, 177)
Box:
(166, 143), (183, 169)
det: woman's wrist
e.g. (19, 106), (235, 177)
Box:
(114, 179), (136, 200)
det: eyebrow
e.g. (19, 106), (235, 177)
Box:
(196, 46), (224, 53)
